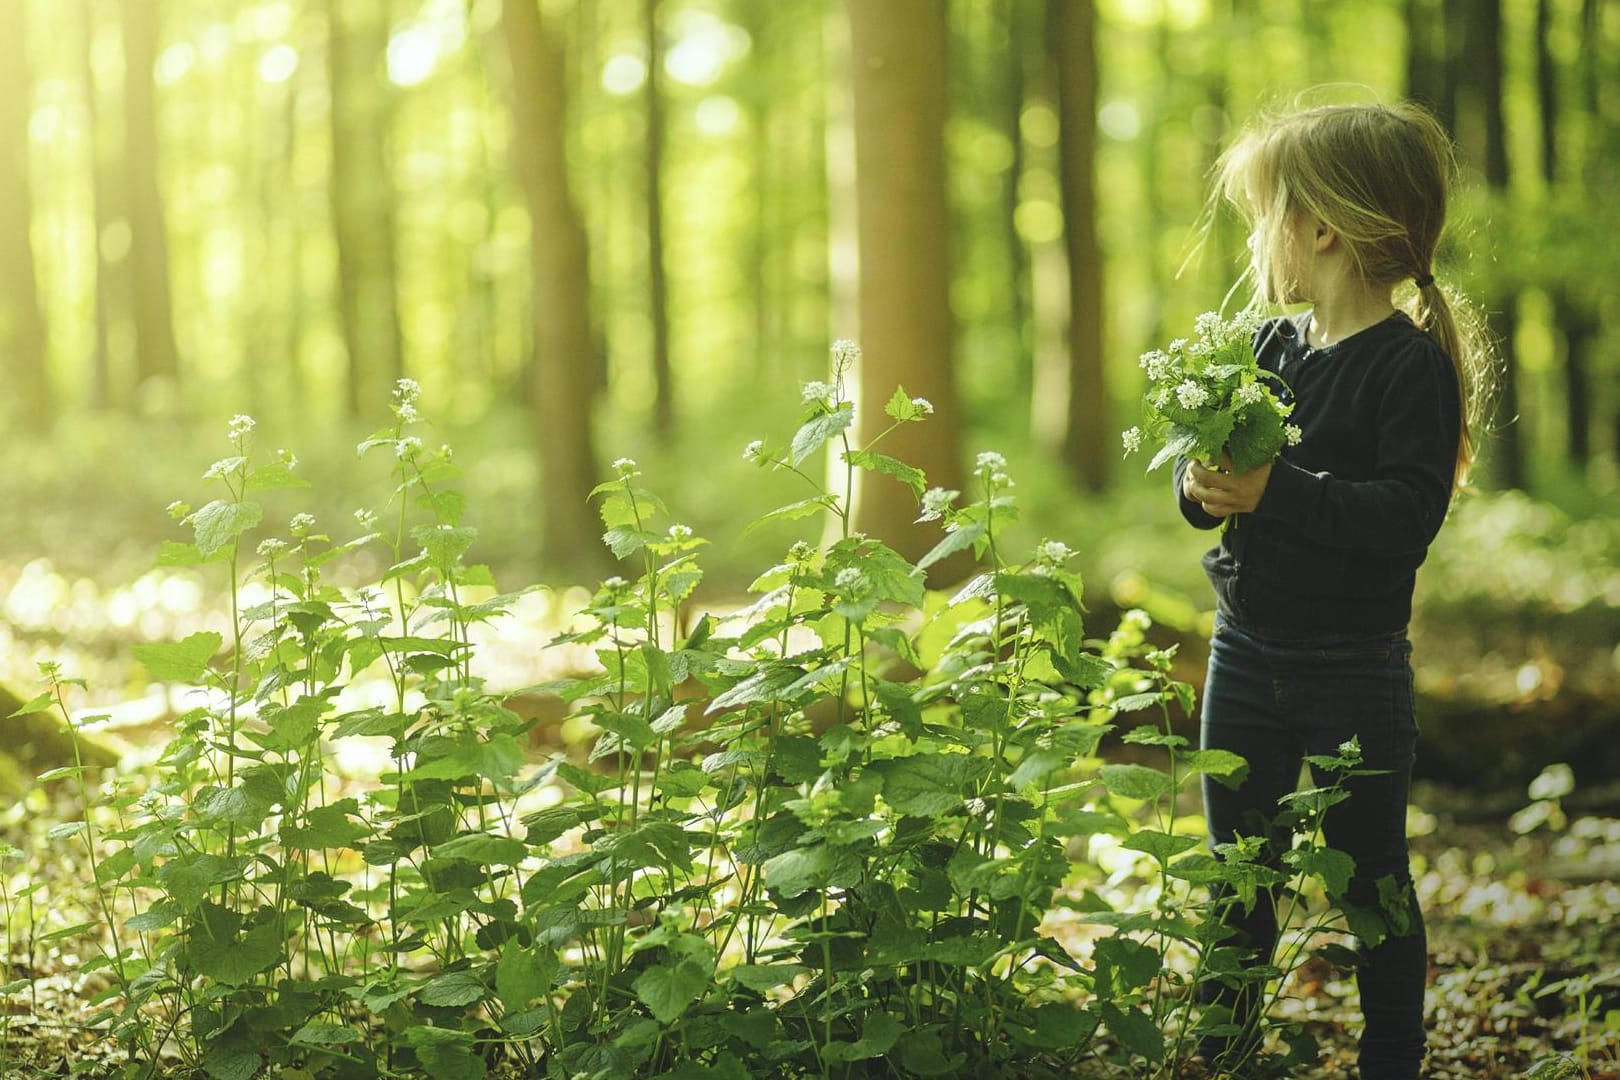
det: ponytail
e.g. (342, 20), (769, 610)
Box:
(1407, 278), (1489, 492)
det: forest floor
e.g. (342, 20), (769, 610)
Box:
(0, 780), (1615, 1079)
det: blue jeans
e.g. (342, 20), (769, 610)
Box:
(1198, 617), (1427, 1080)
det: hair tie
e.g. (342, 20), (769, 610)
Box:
(1414, 271), (1435, 288)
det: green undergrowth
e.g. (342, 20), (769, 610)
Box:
(9, 361), (1407, 1079)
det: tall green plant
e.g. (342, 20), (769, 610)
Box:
(36, 361), (1397, 1079)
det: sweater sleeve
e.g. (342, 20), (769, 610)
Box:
(1174, 456), (1225, 530)
(1252, 339), (1460, 551)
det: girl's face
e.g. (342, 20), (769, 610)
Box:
(1250, 208), (1315, 306)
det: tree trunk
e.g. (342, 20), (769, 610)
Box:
(1048, 0), (1107, 493)
(1461, 0), (1524, 489)
(846, 0), (967, 574)
(644, 0), (674, 442)
(79, 0), (117, 411)
(1001, 0), (1033, 399)
(122, 0), (181, 396)
(327, 0), (404, 419)
(0, 2), (52, 430)
(501, 0), (606, 579)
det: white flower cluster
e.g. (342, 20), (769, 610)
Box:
(831, 339), (862, 370)
(917, 486), (959, 523)
(1121, 427), (1143, 454)
(834, 567), (866, 592)
(1036, 540), (1074, 565)
(801, 380), (834, 403)
(1285, 424), (1304, 446)
(910, 396), (934, 415)
(1236, 382), (1265, 406)
(1175, 381), (1209, 409)
(612, 457), (638, 478)
(742, 439), (765, 462)
(228, 414), (256, 441)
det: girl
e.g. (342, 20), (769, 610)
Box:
(1175, 100), (1485, 1079)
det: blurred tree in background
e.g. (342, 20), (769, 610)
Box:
(0, 0), (1615, 581)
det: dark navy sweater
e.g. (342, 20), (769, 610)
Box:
(1175, 311), (1462, 638)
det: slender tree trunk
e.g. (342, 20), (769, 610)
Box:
(1471, 0), (1524, 489)
(79, 0), (116, 411)
(1001, 0), (1033, 398)
(1049, 0), (1107, 492)
(0, 2), (51, 430)
(501, 0), (605, 578)
(327, 0), (404, 419)
(122, 0), (181, 395)
(644, 0), (673, 441)
(846, 0), (966, 572)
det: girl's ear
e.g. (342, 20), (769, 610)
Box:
(1312, 220), (1336, 253)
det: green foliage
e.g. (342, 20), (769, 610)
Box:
(44, 369), (1397, 1078)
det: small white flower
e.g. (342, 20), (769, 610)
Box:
(1194, 311), (1223, 338)
(612, 457), (638, 477)
(227, 414), (256, 440)
(1285, 424), (1304, 446)
(1139, 350), (1172, 382)
(1122, 427), (1143, 454)
(1236, 383), (1265, 406)
(1175, 381), (1209, 410)
(257, 538), (288, 559)
(743, 439), (765, 461)
(1037, 540), (1074, 564)
(276, 448), (298, 468)
(1168, 338), (1189, 354)
(290, 513), (316, 535)
(975, 451), (1007, 473)
(917, 486), (959, 523)
(801, 380), (834, 403)
(354, 508), (379, 530)
(830, 339), (862, 370)
(910, 396), (934, 415)
(602, 576), (629, 590)
(1152, 389), (1171, 409)
(396, 402), (419, 423)
(394, 377), (422, 404)
(203, 456), (244, 480)
(667, 524), (694, 542)
(788, 541), (815, 562)
(834, 567), (866, 591)
(395, 436), (424, 459)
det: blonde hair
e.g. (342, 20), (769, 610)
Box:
(1211, 99), (1487, 489)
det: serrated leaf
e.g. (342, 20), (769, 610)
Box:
(157, 539), (210, 566)
(433, 833), (528, 866)
(789, 403), (854, 466)
(1284, 845), (1356, 897)
(496, 945), (556, 1010)
(845, 449), (927, 498)
(244, 462), (311, 492)
(873, 753), (978, 817)
(192, 499), (262, 557)
(822, 1012), (904, 1062)
(1122, 829), (1200, 863)
(603, 525), (658, 559)
(203, 1033), (261, 1080)
(419, 970), (487, 1007)
(724, 964), (809, 991)
(189, 919), (283, 986)
(1101, 1002), (1164, 1061)
(741, 494), (838, 538)
(9, 691), (52, 718)
(290, 1022), (359, 1045)
(761, 843), (862, 898)
(633, 959), (708, 1024)
(1099, 763), (1175, 801)
(404, 1026), (486, 1080)
(133, 632), (223, 683)
(918, 521), (985, 570)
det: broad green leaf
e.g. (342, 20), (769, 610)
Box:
(724, 964), (809, 991)
(896, 1031), (961, 1077)
(203, 1032), (261, 1080)
(417, 489), (466, 526)
(245, 462), (310, 492)
(159, 854), (250, 911)
(192, 499), (262, 557)
(496, 945), (556, 1010)
(419, 970), (488, 1007)
(761, 843), (862, 898)
(1284, 845), (1356, 897)
(1183, 748), (1250, 788)
(789, 402), (854, 466)
(281, 802), (370, 850)
(188, 919), (283, 986)
(845, 449), (927, 498)
(1146, 428), (1201, 473)
(290, 1022), (360, 1045)
(38, 921), (100, 943)
(918, 521), (985, 570)
(1122, 829), (1200, 863)
(741, 494), (838, 538)
(1099, 763), (1175, 801)
(707, 663), (809, 713)
(157, 540), (210, 566)
(873, 753), (979, 817)
(633, 959), (708, 1024)
(133, 632), (223, 683)
(1101, 1002), (1165, 1061)
(404, 1026), (486, 1080)
(126, 902), (181, 932)
(1094, 936), (1162, 993)
(434, 833), (528, 866)
(821, 1012), (904, 1063)
(8, 692), (51, 717)
(603, 526), (659, 559)
(413, 524), (478, 569)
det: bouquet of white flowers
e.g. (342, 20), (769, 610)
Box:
(1122, 310), (1300, 474)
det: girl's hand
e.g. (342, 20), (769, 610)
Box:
(1182, 454), (1272, 518)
